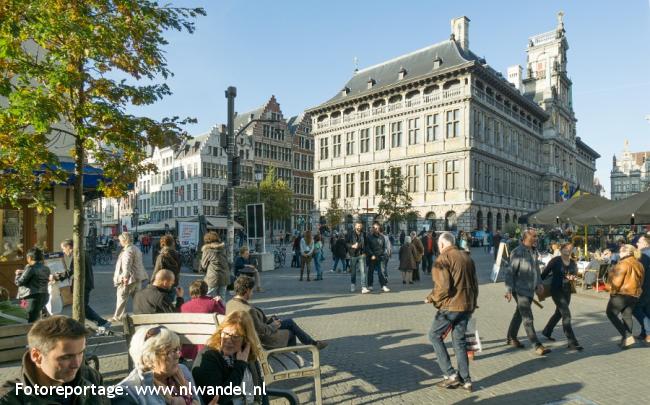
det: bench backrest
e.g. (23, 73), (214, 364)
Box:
(0, 323), (32, 363)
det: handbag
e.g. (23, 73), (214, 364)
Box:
(569, 279), (577, 294)
(536, 277), (553, 301)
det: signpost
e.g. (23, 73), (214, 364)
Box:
(246, 203), (265, 253)
(178, 221), (200, 248)
(490, 242), (509, 283)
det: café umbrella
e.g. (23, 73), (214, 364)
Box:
(572, 190), (650, 225)
(528, 194), (610, 225)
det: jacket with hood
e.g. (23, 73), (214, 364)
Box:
(152, 247), (181, 287)
(0, 352), (108, 404)
(200, 242), (230, 289)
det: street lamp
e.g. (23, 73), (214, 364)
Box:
(254, 166), (264, 203)
(133, 207), (140, 236)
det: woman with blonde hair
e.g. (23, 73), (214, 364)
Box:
(606, 244), (645, 349)
(299, 230), (314, 281)
(191, 311), (264, 405)
(116, 326), (201, 404)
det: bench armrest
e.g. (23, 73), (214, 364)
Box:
(264, 344), (318, 358)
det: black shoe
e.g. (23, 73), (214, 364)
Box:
(542, 333), (556, 342)
(403, 281), (406, 284)
(506, 338), (525, 349)
(567, 343), (584, 351)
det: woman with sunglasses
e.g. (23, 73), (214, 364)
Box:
(115, 326), (201, 404)
(192, 311), (265, 405)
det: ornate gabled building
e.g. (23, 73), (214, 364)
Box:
(611, 140), (650, 200)
(307, 14), (599, 233)
(287, 113), (315, 231)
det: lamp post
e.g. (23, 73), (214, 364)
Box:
(255, 166), (264, 203)
(133, 207), (139, 236)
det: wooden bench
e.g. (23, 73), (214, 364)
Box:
(0, 322), (99, 370)
(0, 323), (32, 363)
(123, 313), (301, 404)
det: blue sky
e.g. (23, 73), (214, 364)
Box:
(133, 0), (650, 195)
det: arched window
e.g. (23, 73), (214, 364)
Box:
(476, 211), (483, 230)
(487, 212), (493, 232)
(505, 213), (510, 224)
(426, 212), (436, 231)
(445, 211), (457, 232)
(496, 213), (502, 231)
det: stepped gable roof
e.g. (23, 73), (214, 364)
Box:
(320, 39), (481, 107)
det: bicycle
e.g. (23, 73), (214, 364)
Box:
(273, 247), (287, 269)
(179, 244), (197, 269)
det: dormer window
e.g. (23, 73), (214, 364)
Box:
(367, 78), (376, 89)
(341, 86), (350, 96)
(398, 67), (407, 80)
(433, 55), (443, 69)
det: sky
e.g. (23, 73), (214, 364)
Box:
(131, 0), (650, 196)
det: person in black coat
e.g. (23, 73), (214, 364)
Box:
(365, 222), (389, 292)
(332, 235), (348, 273)
(55, 239), (110, 332)
(133, 270), (184, 314)
(540, 242), (582, 351)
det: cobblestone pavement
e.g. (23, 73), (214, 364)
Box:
(2, 246), (649, 404)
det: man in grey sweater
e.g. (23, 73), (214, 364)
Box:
(504, 229), (550, 356)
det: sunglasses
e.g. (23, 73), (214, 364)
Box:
(145, 326), (165, 341)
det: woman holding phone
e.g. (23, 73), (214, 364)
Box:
(192, 311), (264, 404)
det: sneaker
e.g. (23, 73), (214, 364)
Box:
(644, 336), (650, 345)
(435, 374), (460, 389)
(382, 286), (391, 293)
(460, 382), (473, 392)
(367, 286), (374, 291)
(315, 341), (329, 350)
(330, 270), (336, 273)
(350, 284), (355, 293)
(361, 287), (370, 294)
(620, 336), (636, 349)
(534, 345), (551, 356)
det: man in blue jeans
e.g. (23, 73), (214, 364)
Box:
(347, 221), (368, 293)
(425, 232), (478, 392)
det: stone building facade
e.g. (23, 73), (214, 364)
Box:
(307, 14), (599, 233)
(611, 140), (650, 200)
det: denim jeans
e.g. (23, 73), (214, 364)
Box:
(633, 299), (650, 336)
(428, 310), (472, 382)
(382, 256), (390, 281)
(350, 255), (367, 288)
(332, 257), (346, 272)
(314, 253), (322, 279)
(280, 318), (316, 346)
(367, 258), (387, 288)
(507, 294), (541, 347)
(606, 294), (638, 338)
(208, 285), (228, 303)
(422, 254), (434, 274)
(542, 286), (577, 344)
(84, 289), (109, 327)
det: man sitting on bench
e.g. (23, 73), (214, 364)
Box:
(227, 276), (328, 350)
(133, 269), (184, 314)
(0, 315), (107, 404)
(235, 246), (263, 292)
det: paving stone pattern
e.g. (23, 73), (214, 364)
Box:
(2, 246), (649, 404)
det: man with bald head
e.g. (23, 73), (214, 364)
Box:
(133, 269), (185, 314)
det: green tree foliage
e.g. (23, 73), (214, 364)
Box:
(0, 0), (205, 321)
(325, 197), (343, 230)
(235, 167), (292, 223)
(377, 167), (417, 225)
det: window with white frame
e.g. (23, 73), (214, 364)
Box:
(426, 113), (440, 141)
(345, 131), (355, 155)
(333, 134), (341, 158)
(360, 128), (370, 153)
(319, 177), (328, 200)
(360, 171), (369, 196)
(319, 137), (329, 160)
(446, 109), (460, 138)
(374, 169), (385, 195)
(445, 159), (460, 190)
(408, 118), (420, 145)
(407, 165), (419, 192)
(332, 175), (341, 199)
(346, 173), (355, 197)
(374, 125), (385, 151)
(425, 162), (438, 191)
(390, 121), (402, 148)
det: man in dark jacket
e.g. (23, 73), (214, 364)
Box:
(504, 229), (549, 356)
(421, 230), (437, 274)
(366, 222), (389, 292)
(56, 239), (111, 335)
(133, 270), (184, 314)
(0, 315), (109, 404)
(633, 234), (650, 341)
(426, 232), (479, 391)
(347, 221), (368, 293)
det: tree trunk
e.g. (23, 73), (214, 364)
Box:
(72, 135), (85, 322)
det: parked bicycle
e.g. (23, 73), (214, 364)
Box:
(179, 244), (196, 269)
(92, 245), (112, 266)
(274, 246), (286, 269)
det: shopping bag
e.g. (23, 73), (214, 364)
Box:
(58, 277), (73, 306)
(46, 280), (63, 314)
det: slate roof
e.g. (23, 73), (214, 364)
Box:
(320, 39), (481, 107)
(287, 112), (307, 135)
(234, 105), (266, 133)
